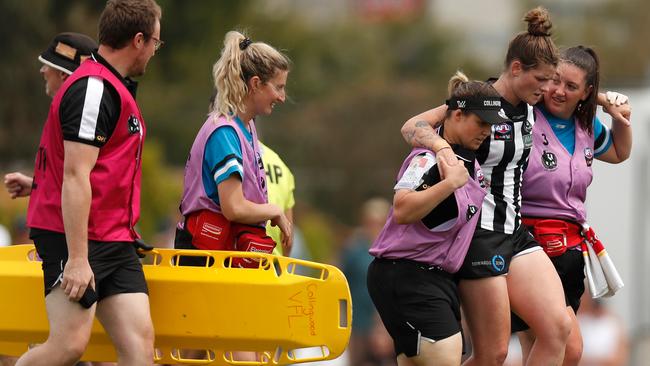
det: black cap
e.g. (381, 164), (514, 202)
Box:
(38, 32), (98, 75)
(446, 96), (510, 125)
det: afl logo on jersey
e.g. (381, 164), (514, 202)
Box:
(127, 114), (141, 134)
(495, 123), (511, 134)
(542, 150), (558, 171)
(584, 147), (594, 167)
(494, 123), (513, 141)
(466, 205), (478, 221)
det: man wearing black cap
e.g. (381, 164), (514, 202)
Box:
(39, 32), (98, 97)
(4, 33), (97, 199)
(13, 1), (162, 365)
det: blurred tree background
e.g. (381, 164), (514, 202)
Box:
(1, 0), (648, 260)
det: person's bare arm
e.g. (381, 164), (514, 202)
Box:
(61, 141), (98, 301)
(401, 105), (459, 174)
(401, 105), (449, 149)
(218, 176), (292, 244)
(392, 159), (468, 224)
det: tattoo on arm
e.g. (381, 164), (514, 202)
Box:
(411, 120), (440, 149)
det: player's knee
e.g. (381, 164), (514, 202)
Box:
(492, 346), (509, 366)
(138, 318), (154, 340)
(56, 339), (87, 364)
(474, 342), (508, 366)
(118, 324), (155, 361)
(552, 311), (572, 342)
(564, 337), (583, 365)
(535, 310), (572, 343)
(141, 329), (155, 361)
(477, 352), (508, 366)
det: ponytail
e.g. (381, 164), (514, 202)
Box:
(211, 31), (290, 117)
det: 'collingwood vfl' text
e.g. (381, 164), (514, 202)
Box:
(287, 283), (318, 336)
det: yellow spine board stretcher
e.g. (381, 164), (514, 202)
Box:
(0, 244), (352, 365)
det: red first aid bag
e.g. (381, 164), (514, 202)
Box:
(185, 210), (234, 251)
(231, 224), (277, 268)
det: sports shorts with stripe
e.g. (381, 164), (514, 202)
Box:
(367, 258), (462, 357)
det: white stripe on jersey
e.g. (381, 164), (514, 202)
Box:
(502, 121), (523, 233)
(480, 191), (496, 231)
(213, 158), (243, 183)
(78, 76), (104, 141)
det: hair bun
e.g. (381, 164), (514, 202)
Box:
(524, 6), (552, 37)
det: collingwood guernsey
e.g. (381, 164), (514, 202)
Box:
(476, 99), (534, 234)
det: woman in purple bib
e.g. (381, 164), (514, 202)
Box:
(367, 71), (509, 366)
(176, 31), (292, 256)
(174, 32), (292, 361)
(515, 46), (632, 365)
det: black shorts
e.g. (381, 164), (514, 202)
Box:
(33, 231), (148, 301)
(367, 258), (462, 358)
(173, 227), (216, 267)
(456, 225), (541, 279)
(511, 248), (585, 332)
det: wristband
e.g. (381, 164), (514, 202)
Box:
(433, 143), (452, 153)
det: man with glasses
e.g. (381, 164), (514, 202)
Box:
(16, 1), (162, 365)
(152, 36), (164, 51)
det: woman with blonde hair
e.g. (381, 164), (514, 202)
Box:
(174, 31), (292, 360)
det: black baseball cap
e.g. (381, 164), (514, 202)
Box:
(446, 96), (510, 125)
(38, 32), (98, 75)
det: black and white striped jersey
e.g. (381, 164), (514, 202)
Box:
(476, 100), (535, 234)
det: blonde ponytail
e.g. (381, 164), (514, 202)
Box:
(211, 31), (290, 117)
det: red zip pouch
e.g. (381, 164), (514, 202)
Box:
(231, 225), (276, 268)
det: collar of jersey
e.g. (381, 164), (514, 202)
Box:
(232, 115), (253, 142)
(539, 104), (574, 129)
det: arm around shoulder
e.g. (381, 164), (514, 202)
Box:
(400, 104), (449, 150)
